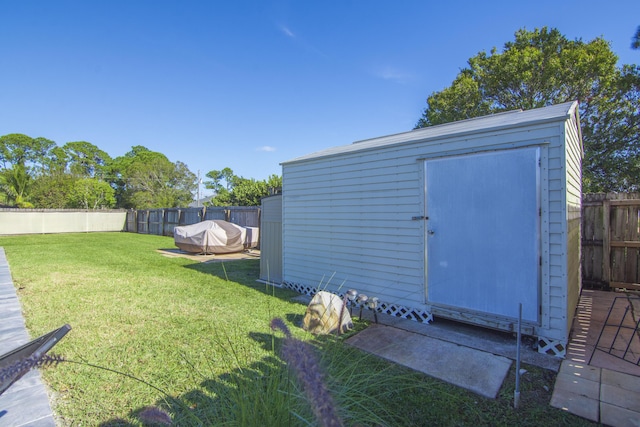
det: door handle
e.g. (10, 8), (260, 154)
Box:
(411, 216), (429, 220)
(427, 230), (435, 235)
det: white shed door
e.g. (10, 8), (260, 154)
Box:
(425, 147), (540, 322)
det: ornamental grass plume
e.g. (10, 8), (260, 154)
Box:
(1, 353), (176, 425)
(270, 318), (344, 427)
(0, 353), (65, 388)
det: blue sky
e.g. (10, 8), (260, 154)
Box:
(1, 1), (639, 194)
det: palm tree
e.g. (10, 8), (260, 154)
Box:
(0, 164), (34, 208)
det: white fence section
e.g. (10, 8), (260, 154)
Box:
(0, 209), (127, 235)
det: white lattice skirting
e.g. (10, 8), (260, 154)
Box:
(282, 281), (433, 324)
(283, 281), (566, 357)
(537, 337), (566, 357)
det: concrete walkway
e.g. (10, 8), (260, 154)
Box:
(0, 247), (56, 427)
(551, 359), (640, 426)
(551, 289), (640, 426)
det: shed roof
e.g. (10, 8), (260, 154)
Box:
(282, 101), (579, 165)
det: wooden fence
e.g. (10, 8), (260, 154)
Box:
(583, 193), (640, 291)
(126, 206), (260, 237)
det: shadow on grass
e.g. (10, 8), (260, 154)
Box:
(91, 325), (582, 427)
(184, 259), (306, 306)
(95, 329), (399, 426)
(96, 333), (315, 427)
(88, 262), (583, 426)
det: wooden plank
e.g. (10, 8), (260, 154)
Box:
(582, 205), (594, 240)
(580, 206), (594, 279)
(609, 199), (640, 206)
(622, 206), (635, 283)
(592, 203), (603, 282)
(610, 241), (640, 248)
(583, 205), (595, 281)
(629, 206), (640, 284)
(582, 279), (608, 287)
(609, 281), (640, 291)
(612, 206), (626, 282)
(582, 240), (604, 246)
(582, 238), (594, 281)
(603, 199), (611, 284)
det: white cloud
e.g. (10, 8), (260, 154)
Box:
(373, 65), (414, 84)
(278, 23), (328, 59)
(280, 25), (295, 39)
(258, 146), (276, 152)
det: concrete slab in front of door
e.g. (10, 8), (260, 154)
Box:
(346, 323), (512, 399)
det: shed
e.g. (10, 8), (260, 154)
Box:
(280, 101), (582, 357)
(259, 194), (283, 284)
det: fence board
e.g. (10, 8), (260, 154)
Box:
(582, 201), (604, 284)
(624, 206), (639, 283)
(137, 211), (149, 234)
(612, 207), (624, 283)
(203, 207), (226, 221)
(582, 193), (640, 290)
(163, 209), (181, 237)
(126, 210), (137, 233)
(148, 210), (164, 236)
(227, 207), (260, 227)
(181, 208), (204, 226)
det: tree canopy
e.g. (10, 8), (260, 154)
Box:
(0, 133), (55, 170)
(63, 141), (112, 178)
(107, 146), (197, 209)
(416, 27), (640, 193)
(0, 136), (200, 209)
(0, 164), (33, 208)
(204, 168), (281, 206)
(68, 178), (116, 209)
(0, 133), (281, 209)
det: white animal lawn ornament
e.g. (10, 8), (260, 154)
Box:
(302, 291), (353, 335)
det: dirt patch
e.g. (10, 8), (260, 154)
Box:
(157, 248), (260, 263)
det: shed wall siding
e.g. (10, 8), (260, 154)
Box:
(543, 134), (568, 341)
(283, 119), (571, 331)
(283, 151), (424, 307)
(565, 113), (583, 336)
(260, 195), (283, 284)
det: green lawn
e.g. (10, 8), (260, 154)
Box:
(0, 233), (592, 426)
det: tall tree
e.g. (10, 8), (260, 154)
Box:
(229, 177), (268, 206)
(67, 178), (116, 209)
(415, 27), (640, 192)
(30, 174), (76, 208)
(204, 167), (236, 205)
(0, 133), (55, 170)
(63, 141), (112, 178)
(0, 133), (56, 206)
(204, 168), (282, 206)
(108, 146), (197, 208)
(0, 164), (34, 207)
(44, 146), (70, 176)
